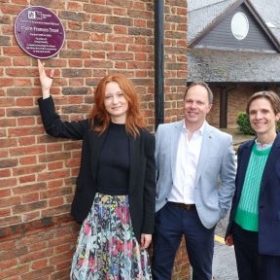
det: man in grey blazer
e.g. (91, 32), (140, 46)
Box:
(152, 82), (236, 280)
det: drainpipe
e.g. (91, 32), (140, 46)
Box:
(154, 0), (164, 129)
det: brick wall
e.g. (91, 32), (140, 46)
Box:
(208, 85), (253, 127)
(0, 1), (190, 279)
(208, 84), (278, 127)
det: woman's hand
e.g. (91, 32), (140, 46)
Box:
(140, 234), (152, 249)
(38, 59), (54, 99)
(225, 234), (234, 246)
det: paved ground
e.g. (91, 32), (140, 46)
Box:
(213, 240), (237, 280)
(212, 215), (238, 280)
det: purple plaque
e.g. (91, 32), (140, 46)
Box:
(14, 6), (65, 59)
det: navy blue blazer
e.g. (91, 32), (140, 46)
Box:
(38, 96), (156, 243)
(226, 133), (280, 256)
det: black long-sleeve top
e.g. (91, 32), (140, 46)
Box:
(97, 123), (130, 195)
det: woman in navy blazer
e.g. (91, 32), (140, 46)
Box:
(226, 91), (280, 280)
(37, 60), (155, 279)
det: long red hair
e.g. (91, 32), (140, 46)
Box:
(89, 73), (146, 137)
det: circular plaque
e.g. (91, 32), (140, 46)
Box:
(14, 6), (65, 59)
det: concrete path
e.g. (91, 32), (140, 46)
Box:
(212, 214), (238, 279)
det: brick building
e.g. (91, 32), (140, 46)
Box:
(0, 1), (190, 279)
(3, 1), (279, 279)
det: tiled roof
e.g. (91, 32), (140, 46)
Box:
(188, 0), (280, 43)
(188, 0), (236, 42)
(252, 0), (280, 40)
(187, 0), (280, 82)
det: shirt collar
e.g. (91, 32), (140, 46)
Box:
(182, 121), (206, 136)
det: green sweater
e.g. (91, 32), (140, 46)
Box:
(234, 143), (271, 232)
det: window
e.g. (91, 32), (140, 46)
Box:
(231, 12), (249, 40)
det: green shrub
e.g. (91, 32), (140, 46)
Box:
(236, 112), (280, 135)
(236, 112), (255, 135)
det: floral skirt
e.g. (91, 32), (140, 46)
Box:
(70, 192), (152, 280)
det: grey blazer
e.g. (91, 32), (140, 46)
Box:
(155, 120), (236, 229)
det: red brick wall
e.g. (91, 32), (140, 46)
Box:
(0, 217), (80, 280)
(0, 1), (190, 279)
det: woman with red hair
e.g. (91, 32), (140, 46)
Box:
(37, 60), (155, 279)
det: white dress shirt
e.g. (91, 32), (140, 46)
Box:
(168, 122), (205, 204)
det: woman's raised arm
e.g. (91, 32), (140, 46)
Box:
(38, 59), (54, 99)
